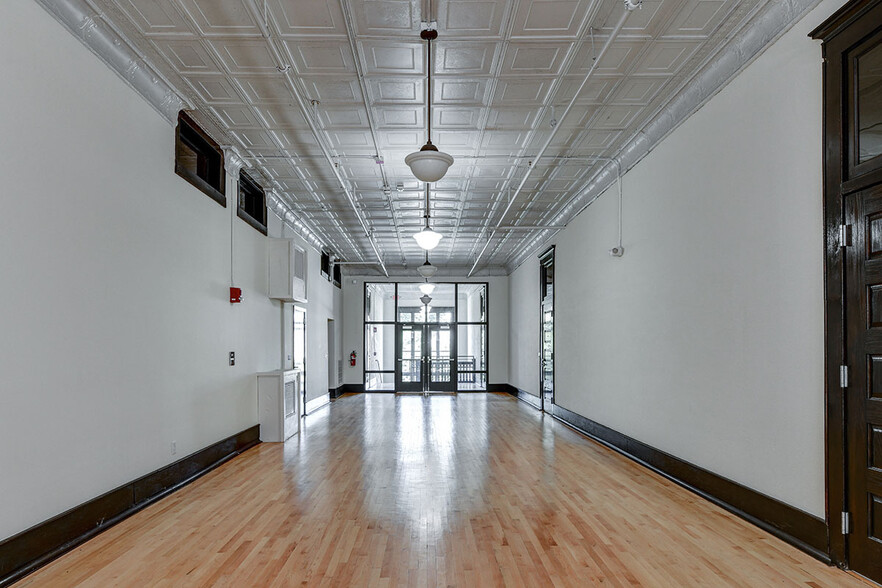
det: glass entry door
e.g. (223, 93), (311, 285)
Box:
(428, 324), (456, 392)
(395, 323), (457, 393)
(395, 323), (424, 392)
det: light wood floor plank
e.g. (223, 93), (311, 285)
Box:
(14, 394), (877, 587)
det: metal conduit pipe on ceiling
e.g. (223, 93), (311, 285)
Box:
(242, 0), (389, 277)
(267, 193), (326, 253)
(492, 155), (621, 266)
(503, 0), (822, 273)
(338, 0), (408, 267)
(467, 1), (640, 278)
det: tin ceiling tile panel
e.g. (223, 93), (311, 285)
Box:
(89, 0), (771, 274)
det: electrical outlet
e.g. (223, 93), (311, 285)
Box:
(229, 351), (236, 366)
(171, 441), (176, 456)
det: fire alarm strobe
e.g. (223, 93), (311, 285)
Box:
(230, 287), (242, 303)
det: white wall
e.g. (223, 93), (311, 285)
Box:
(508, 0), (842, 518)
(342, 277), (509, 386)
(508, 255), (540, 396)
(0, 0), (342, 541)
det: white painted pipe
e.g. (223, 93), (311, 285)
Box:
(243, 0), (389, 276)
(504, 0), (818, 273)
(468, 5), (635, 277)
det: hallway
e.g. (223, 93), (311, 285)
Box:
(15, 394), (869, 587)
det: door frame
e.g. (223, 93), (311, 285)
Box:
(395, 322), (425, 393)
(813, 0), (882, 569)
(394, 322), (458, 393)
(293, 305), (307, 416)
(427, 322), (457, 392)
(539, 246), (555, 412)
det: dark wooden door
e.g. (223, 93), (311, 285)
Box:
(845, 184), (882, 580)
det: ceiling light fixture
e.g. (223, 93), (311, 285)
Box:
(420, 294), (433, 306)
(417, 250), (438, 279)
(413, 185), (442, 250)
(405, 27), (453, 183)
(419, 282), (436, 295)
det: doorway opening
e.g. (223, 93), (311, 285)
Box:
(539, 247), (555, 412)
(293, 306), (306, 415)
(327, 319), (336, 396)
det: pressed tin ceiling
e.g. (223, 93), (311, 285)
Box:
(50, 0), (812, 275)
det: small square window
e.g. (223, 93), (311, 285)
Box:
(175, 111), (225, 206)
(321, 251), (330, 279)
(333, 263), (342, 288)
(237, 171), (267, 235)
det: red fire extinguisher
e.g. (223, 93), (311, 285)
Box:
(350, 351), (357, 367)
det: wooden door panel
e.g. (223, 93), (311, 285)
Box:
(872, 426), (882, 470)
(847, 185), (882, 580)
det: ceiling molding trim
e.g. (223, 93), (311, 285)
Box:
(32, 2), (329, 255)
(34, 0), (190, 123)
(268, 191), (328, 254)
(504, 0), (824, 273)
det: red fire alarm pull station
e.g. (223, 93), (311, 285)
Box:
(230, 287), (242, 303)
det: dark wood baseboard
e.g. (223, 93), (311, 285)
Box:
(330, 384), (364, 399)
(547, 404), (830, 564)
(496, 384), (542, 409)
(0, 425), (260, 588)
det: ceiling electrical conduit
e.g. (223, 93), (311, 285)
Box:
(243, 0), (388, 276)
(467, 0), (641, 277)
(338, 0), (408, 266)
(493, 155), (622, 266)
(267, 192), (326, 252)
(505, 0), (822, 272)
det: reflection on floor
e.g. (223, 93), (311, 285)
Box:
(15, 394), (870, 587)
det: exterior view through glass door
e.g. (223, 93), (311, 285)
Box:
(428, 324), (455, 392)
(395, 323), (455, 393)
(395, 323), (424, 392)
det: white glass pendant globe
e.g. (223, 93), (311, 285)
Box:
(405, 148), (454, 183)
(417, 261), (438, 279)
(413, 226), (442, 250)
(418, 282), (435, 295)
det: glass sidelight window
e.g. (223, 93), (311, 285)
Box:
(364, 282), (488, 392)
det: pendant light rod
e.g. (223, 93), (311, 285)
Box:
(405, 23), (453, 181)
(424, 28), (434, 146)
(467, 3), (638, 277)
(425, 184), (431, 226)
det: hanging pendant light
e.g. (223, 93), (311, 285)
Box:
(413, 184), (442, 250)
(405, 28), (453, 182)
(419, 294), (433, 306)
(414, 225), (442, 250)
(419, 281), (435, 295)
(417, 250), (438, 278)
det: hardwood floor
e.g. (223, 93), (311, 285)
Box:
(15, 394), (873, 587)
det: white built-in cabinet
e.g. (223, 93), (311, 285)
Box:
(268, 239), (307, 302)
(257, 369), (301, 442)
